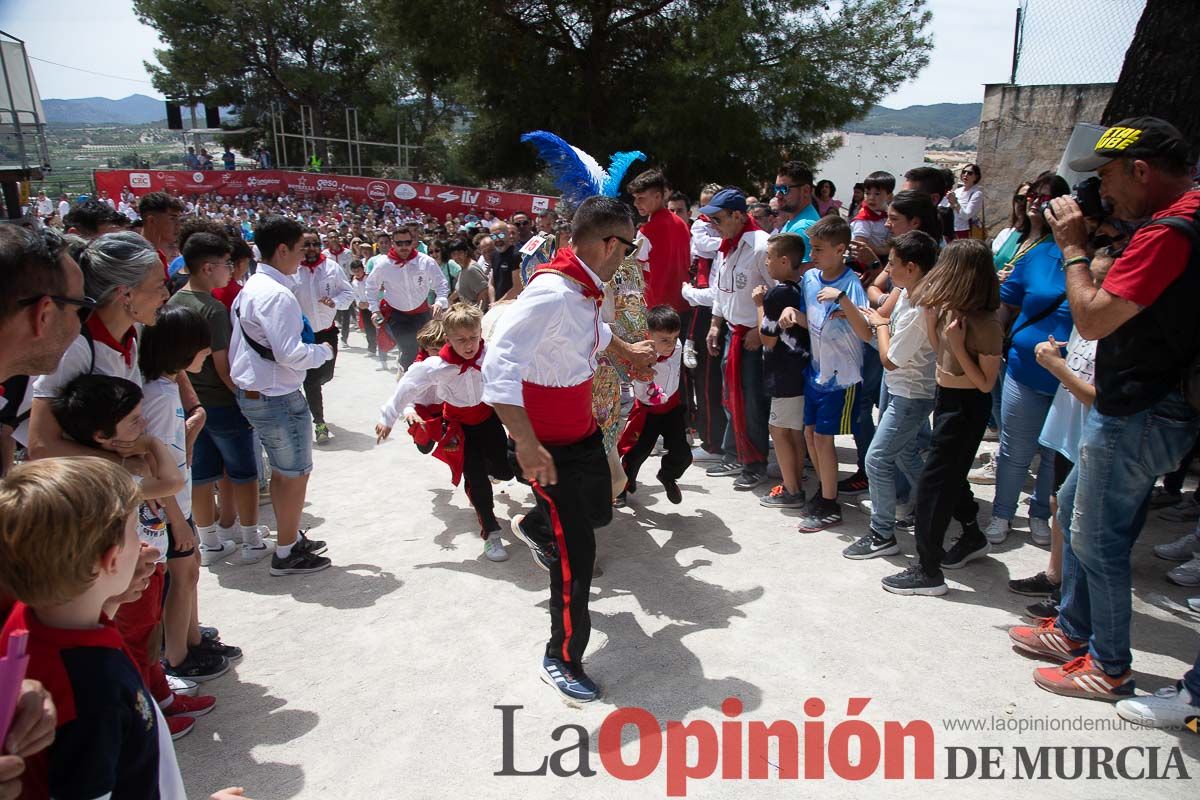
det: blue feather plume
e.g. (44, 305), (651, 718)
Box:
(602, 150), (646, 197)
(519, 131), (605, 204)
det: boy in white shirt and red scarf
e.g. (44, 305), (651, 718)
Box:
(375, 304), (514, 562)
(482, 197), (655, 705)
(616, 305), (691, 505)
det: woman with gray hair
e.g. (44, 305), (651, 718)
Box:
(28, 231), (170, 460)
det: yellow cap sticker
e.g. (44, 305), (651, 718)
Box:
(1096, 126), (1143, 152)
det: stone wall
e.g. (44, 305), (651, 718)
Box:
(975, 83), (1113, 234)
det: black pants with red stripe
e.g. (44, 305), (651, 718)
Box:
(462, 414), (514, 537)
(522, 429), (611, 667)
(622, 404), (693, 486)
(690, 305), (726, 453)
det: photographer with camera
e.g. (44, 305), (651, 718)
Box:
(1010, 117), (1200, 704)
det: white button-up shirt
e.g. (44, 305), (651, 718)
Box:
(379, 355), (484, 428)
(293, 257), (355, 332)
(322, 247), (354, 276)
(363, 251), (449, 314)
(482, 254), (612, 407)
(712, 228), (773, 327)
(230, 264), (332, 396)
(633, 341), (682, 403)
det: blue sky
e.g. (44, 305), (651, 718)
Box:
(3, 0), (1017, 108)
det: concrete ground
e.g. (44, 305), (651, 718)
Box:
(181, 329), (1200, 799)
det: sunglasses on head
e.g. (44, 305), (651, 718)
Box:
(19, 293), (98, 324)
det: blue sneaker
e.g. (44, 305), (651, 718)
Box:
(540, 656), (598, 704)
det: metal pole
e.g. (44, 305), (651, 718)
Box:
(1009, 5), (1022, 85)
(353, 109), (362, 176)
(278, 104), (289, 170)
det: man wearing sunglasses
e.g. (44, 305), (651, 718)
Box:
(702, 187), (774, 491)
(484, 196), (656, 704)
(775, 161), (820, 259)
(0, 226), (89, 474)
(364, 225), (450, 371)
(488, 219), (522, 301)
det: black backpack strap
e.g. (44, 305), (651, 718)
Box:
(234, 305), (276, 362)
(79, 324), (96, 375)
(1145, 210), (1200, 249)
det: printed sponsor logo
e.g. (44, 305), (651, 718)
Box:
(192, 172), (206, 183)
(129, 173), (151, 188)
(367, 181), (389, 202)
(532, 197), (550, 213)
(394, 183), (418, 200)
(487, 194), (502, 206)
(437, 190), (459, 203)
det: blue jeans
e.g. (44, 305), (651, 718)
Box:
(1185, 647), (1200, 703)
(880, 381), (931, 503)
(853, 343), (883, 472)
(989, 357), (1008, 431)
(720, 337), (769, 471)
(866, 393), (935, 538)
(992, 373), (1056, 521)
(236, 389), (314, 478)
(192, 403), (258, 485)
(1056, 391), (1200, 674)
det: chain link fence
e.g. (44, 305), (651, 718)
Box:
(1011, 0), (1145, 86)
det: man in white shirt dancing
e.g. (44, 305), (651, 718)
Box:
(483, 196), (655, 704)
(295, 230), (355, 444)
(364, 228), (448, 371)
(230, 216), (335, 576)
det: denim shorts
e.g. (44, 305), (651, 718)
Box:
(192, 403), (259, 485)
(236, 389), (313, 478)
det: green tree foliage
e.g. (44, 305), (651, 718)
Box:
(139, 0), (932, 192)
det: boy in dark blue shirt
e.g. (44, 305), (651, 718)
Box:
(753, 233), (811, 508)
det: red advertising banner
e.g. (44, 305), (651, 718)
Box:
(92, 169), (558, 219)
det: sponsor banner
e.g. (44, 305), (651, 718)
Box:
(93, 169), (557, 218)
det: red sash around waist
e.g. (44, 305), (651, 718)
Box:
(723, 324), (764, 464)
(443, 401), (493, 426)
(617, 391), (682, 457)
(522, 379), (596, 446)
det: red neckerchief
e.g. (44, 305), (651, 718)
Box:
(86, 314), (136, 367)
(387, 247), (418, 264)
(718, 215), (762, 256)
(439, 342), (485, 373)
(529, 247), (603, 301)
(854, 204), (888, 222)
(302, 257), (321, 271)
(656, 352), (672, 363)
(698, 213), (711, 223)
(156, 249), (170, 280)
(326, 245), (343, 256)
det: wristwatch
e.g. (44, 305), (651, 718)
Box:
(836, 290), (847, 303)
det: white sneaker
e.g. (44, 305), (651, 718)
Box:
(857, 497), (874, 516)
(167, 674), (199, 697)
(1029, 517), (1052, 547)
(199, 540), (237, 566)
(983, 517), (1011, 545)
(690, 446), (724, 463)
(968, 458), (997, 485)
(1115, 683), (1200, 729)
(1166, 555), (1200, 587)
(682, 339), (698, 369)
(1189, 597), (1200, 613)
(1154, 529), (1200, 562)
(483, 533), (509, 562)
(241, 539), (276, 564)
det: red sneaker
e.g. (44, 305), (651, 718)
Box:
(1008, 618), (1087, 662)
(166, 715), (195, 740)
(1033, 654), (1135, 701)
(162, 691), (216, 718)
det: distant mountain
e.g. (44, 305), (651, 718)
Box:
(843, 103), (983, 140)
(43, 93), (168, 124)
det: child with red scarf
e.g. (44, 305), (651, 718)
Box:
(702, 188), (774, 491)
(849, 171), (896, 267)
(616, 305), (691, 505)
(375, 304), (514, 562)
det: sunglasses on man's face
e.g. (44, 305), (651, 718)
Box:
(19, 293), (98, 324)
(394, 239), (413, 246)
(604, 235), (638, 257)
(773, 184), (796, 195)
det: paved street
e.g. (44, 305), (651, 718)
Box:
(182, 327), (1200, 799)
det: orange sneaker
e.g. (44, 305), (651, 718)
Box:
(162, 691), (216, 718)
(1033, 654), (1135, 701)
(1008, 618), (1087, 662)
